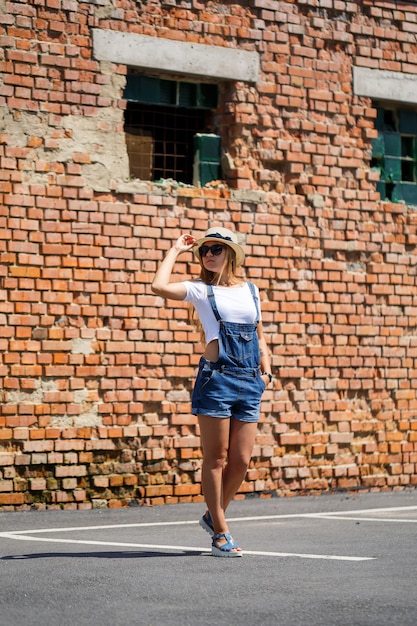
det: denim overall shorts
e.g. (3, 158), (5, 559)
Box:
(191, 282), (265, 423)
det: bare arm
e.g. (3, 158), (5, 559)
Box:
(151, 233), (197, 301)
(257, 321), (273, 387)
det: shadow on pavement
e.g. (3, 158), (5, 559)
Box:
(1, 549), (204, 560)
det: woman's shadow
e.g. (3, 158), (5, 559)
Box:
(1, 549), (205, 560)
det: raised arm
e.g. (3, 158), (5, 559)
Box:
(151, 233), (196, 300)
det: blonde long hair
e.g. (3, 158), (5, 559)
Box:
(188, 246), (240, 345)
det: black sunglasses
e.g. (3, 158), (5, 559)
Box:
(199, 243), (225, 258)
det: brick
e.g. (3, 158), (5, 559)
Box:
(0, 453), (14, 466)
(0, 493), (25, 505)
(29, 478), (46, 490)
(62, 478), (78, 490)
(109, 475), (124, 487)
(55, 466), (87, 478)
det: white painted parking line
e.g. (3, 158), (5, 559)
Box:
(0, 533), (211, 553)
(1, 504), (414, 561)
(0, 532), (374, 561)
(309, 515), (417, 523)
(242, 550), (374, 561)
(0, 520), (199, 536)
(228, 505), (417, 523)
(1, 504), (415, 538)
(312, 505), (417, 517)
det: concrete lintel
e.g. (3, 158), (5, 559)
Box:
(353, 66), (417, 104)
(92, 29), (259, 83)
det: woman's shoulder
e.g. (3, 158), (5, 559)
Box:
(183, 279), (207, 299)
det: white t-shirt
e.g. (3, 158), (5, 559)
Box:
(183, 280), (261, 344)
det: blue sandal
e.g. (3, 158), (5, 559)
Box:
(212, 532), (243, 558)
(199, 511), (214, 536)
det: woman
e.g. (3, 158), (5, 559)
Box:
(151, 227), (272, 557)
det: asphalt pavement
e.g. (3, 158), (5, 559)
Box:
(1, 489), (416, 626)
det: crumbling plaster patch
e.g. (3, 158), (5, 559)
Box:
(6, 379), (101, 428)
(72, 389), (101, 428)
(65, 112), (129, 191)
(71, 338), (95, 355)
(7, 379), (58, 405)
(1, 100), (129, 192)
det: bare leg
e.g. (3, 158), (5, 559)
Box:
(222, 420), (258, 511)
(198, 414), (230, 536)
(198, 416), (257, 551)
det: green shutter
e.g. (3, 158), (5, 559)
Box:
(383, 157), (402, 181)
(159, 79), (177, 105)
(376, 181), (386, 200)
(384, 133), (401, 157)
(198, 84), (218, 109)
(124, 76), (217, 109)
(179, 82), (197, 107)
(372, 133), (384, 159)
(193, 134), (221, 186)
(375, 107), (385, 131)
(399, 110), (417, 135)
(124, 74), (141, 101)
(138, 76), (161, 104)
(392, 182), (417, 204)
(373, 107), (417, 205)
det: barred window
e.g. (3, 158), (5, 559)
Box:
(372, 106), (417, 205)
(124, 74), (221, 186)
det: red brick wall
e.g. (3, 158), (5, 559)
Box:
(1, 0), (417, 510)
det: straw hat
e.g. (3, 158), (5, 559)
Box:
(193, 227), (245, 267)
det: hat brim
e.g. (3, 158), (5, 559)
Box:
(193, 237), (245, 267)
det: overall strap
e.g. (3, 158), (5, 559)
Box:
(207, 282), (260, 323)
(206, 284), (222, 321)
(248, 281), (261, 323)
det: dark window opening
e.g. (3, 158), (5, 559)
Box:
(372, 106), (417, 205)
(124, 75), (221, 185)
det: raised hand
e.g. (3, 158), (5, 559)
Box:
(173, 233), (197, 252)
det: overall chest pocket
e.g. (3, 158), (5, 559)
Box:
(223, 326), (254, 362)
